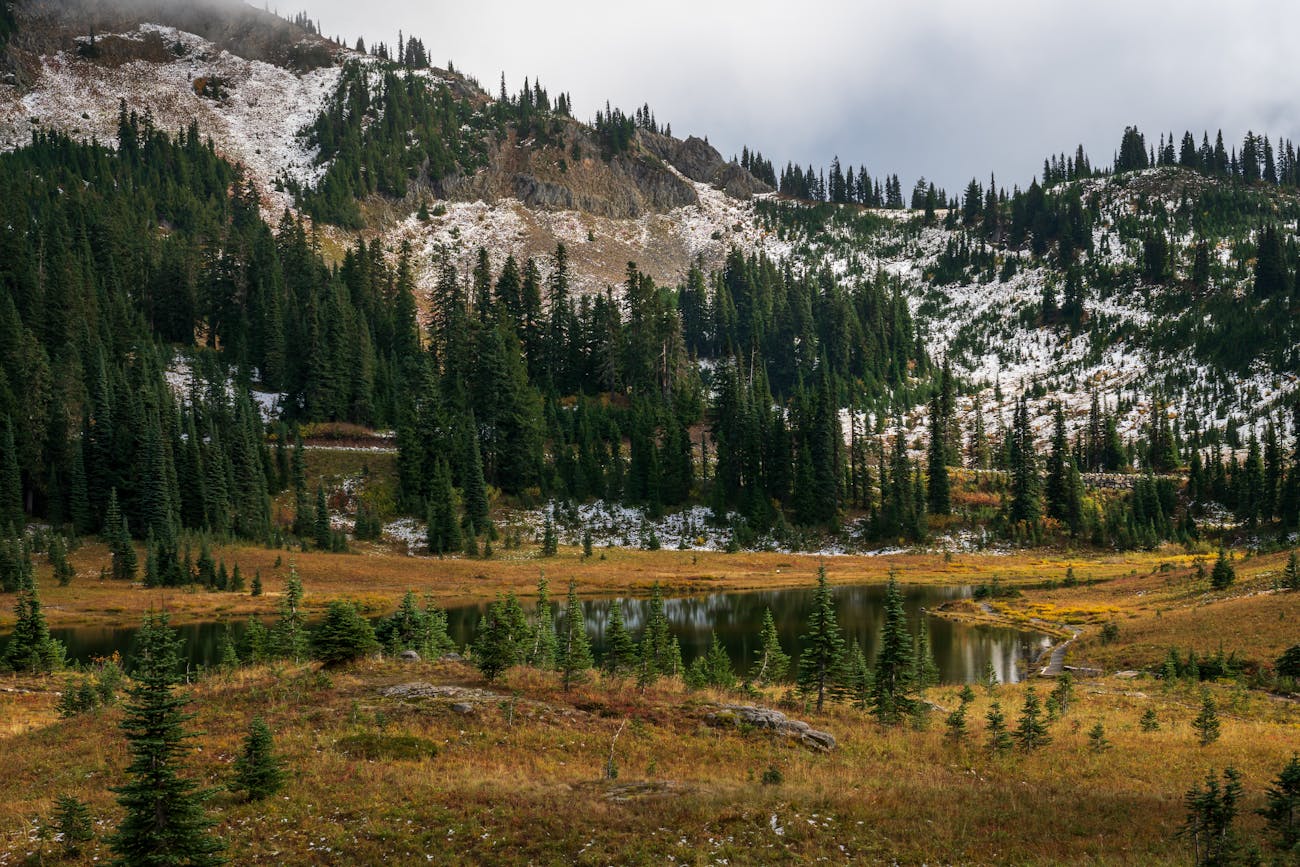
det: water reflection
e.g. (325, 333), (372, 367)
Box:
(444, 584), (1050, 685)
(39, 584), (1050, 685)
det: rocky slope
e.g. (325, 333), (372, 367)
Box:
(0, 0), (777, 294)
(1, 0), (1293, 453)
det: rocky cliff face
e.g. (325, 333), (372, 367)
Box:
(11, 0), (337, 73)
(442, 122), (772, 219)
(639, 130), (773, 199)
(442, 124), (771, 220)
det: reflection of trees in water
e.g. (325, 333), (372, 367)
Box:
(39, 584), (1051, 685)
(445, 584), (1048, 684)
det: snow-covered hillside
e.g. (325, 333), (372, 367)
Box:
(0, 24), (341, 212)
(759, 170), (1298, 455)
(2, 18), (1292, 457)
(0, 21), (788, 300)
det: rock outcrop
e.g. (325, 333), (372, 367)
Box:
(638, 130), (772, 199)
(704, 704), (836, 752)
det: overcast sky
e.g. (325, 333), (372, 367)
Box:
(294, 0), (1300, 195)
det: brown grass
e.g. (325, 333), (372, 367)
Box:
(5, 540), (1210, 630)
(0, 658), (1295, 865)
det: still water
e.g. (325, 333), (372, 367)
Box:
(41, 584), (1050, 684)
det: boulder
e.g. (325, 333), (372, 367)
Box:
(704, 704), (836, 752)
(398, 649), (421, 662)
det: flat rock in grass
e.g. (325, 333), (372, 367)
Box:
(380, 682), (580, 719)
(704, 704), (836, 752)
(381, 682), (504, 702)
(574, 780), (690, 803)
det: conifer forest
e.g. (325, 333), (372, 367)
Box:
(0, 1), (1296, 864)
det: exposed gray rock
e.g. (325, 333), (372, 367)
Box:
(450, 702), (474, 714)
(638, 131), (773, 199)
(704, 704), (836, 752)
(398, 649), (421, 662)
(381, 683), (502, 702)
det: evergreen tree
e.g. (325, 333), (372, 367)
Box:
(1210, 550), (1235, 590)
(1140, 708), (1161, 732)
(312, 600), (379, 666)
(1008, 395), (1041, 526)
(527, 575), (557, 669)
(313, 485), (331, 549)
(426, 458), (461, 556)
(913, 621), (940, 689)
(602, 600), (636, 677)
(218, 625), (239, 671)
(473, 594), (525, 681)
(241, 617), (270, 665)
(231, 717), (285, 801)
(1193, 691), (1221, 746)
(54, 795), (94, 857)
(0, 417), (21, 529)
(108, 613), (224, 867)
(1045, 402), (1082, 532)
(752, 607), (790, 686)
(1013, 686), (1052, 751)
(797, 566), (845, 711)
(926, 391), (950, 515)
(1180, 767), (1243, 866)
(272, 567), (308, 661)
(985, 701), (1013, 754)
(1259, 753), (1300, 853)
(49, 534), (74, 586)
(1274, 553), (1294, 592)
(872, 572), (915, 723)
(540, 512), (558, 557)
(1048, 671), (1074, 717)
(4, 570), (64, 672)
(1087, 721), (1112, 753)
(835, 639), (872, 709)
(638, 582), (682, 683)
(685, 632), (736, 691)
(460, 422), (490, 531)
(945, 685), (975, 743)
(105, 489), (137, 581)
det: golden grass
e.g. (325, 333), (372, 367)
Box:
(0, 659), (1295, 865)
(6, 540), (1213, 630)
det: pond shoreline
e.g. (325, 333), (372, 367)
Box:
(11, 542), (1181, 631)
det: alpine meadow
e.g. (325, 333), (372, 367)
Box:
(0, 0), (1298, 864)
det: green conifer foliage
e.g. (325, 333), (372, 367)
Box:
(751, 607), (790, 686)
(54, 795), (94, 857)
(798, 567), (845, 711)
(232, 717), (286, 801)
(108, 613), (224, 866)
(602, 600), (636, 677)
(557, 580), (593, 691)
(312, 601), (378, 666)
(872, 572), (916, 723)
(1013, 686), (1052, 751)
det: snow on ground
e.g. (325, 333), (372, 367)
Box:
(385, 176), (795, 311)
(0, 24), (342, 213)
(164, 351), (285, 423)
(765, 181), (1297, 457)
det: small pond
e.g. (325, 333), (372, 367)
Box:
(38, 583), (1050, 684)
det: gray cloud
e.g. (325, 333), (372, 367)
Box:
(294, 0), (1300, 193)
